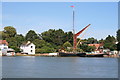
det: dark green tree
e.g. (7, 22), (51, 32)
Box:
(117, 29), (120, 42)
(15, 34), (25, 47)
(63, 41), (72, 49)
(87, 37), (98, 44)
(4, 26), (17, 37)
(25, 30), (39, 42)
(117, 29), (120, 51)
(42, 29), (65, 46)
(104, 35), (116, 50)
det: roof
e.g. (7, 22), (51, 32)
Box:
(0, 40), (8, 45)
(88, 43), (103, 48)
(21, 41), (34, 47)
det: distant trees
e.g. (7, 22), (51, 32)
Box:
(78, 44), (96, 52)
(117, 29), (120, 51)
(63, 41), (72, 49)
(104, 35), (116, 51)
(4, 26), (17, 37)
(87, 37), (98, 44)
(25, 30), (39, 42)
(1, 26), (118, 53)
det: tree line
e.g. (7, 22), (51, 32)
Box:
(0, 26), (120, 53)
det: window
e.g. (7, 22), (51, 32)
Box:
(31, 46), (33, 48)
(31, 50), (33, 52)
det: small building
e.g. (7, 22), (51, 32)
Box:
(6, 48), (15, 56)
(0, 40), (8, 55)
(0, 40), (15, 56)
(88, 43), (103, 50)
(20, 41), (35, 55)
(0, 40), (8, 50)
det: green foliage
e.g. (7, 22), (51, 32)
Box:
(6, 37), (17, 47)
(0, 31), (9, 40)
(117, 42), (120, 51)
(25, 30), (39, 42)
(99, 39), (104, 43)
(117, 29), (120, 42)
(76, 48), (84, 52)
(117, 29), (120, 51)
(63, 41), (72, 49)
(33, 39), (53, 48)
(41, 29), (73, 46)
(10, 46), (21, 53)
(1, 26), (118, 53)
(104, 35), (116, 50)
(87, 46), (96, 52)
(4, 26), (17, 37)
(36, 46), (55, 53)
(78, 44), (96, 52)
(87, 37), (98, 44)
(15, 34), (25, 47)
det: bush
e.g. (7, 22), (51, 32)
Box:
(10, 46), (21, 53)
(36, 46), (55, 54)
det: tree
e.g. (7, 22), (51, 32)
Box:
(6, 37), (17, 47)
(87, 37), (98, 44)
(15, 34), (25, 47)
(36, 46), (55, 53)
(79, 44), (96, 52)
(117, 42), (120, 51)
(4, 26), (17, 37)
(117, 29), (120, 51)
(33, 39), (52, 48)
(25, 30), (39, 42)
(63, 31), (73, 45)
(0, 31), (8, 40)
(63, 41), (72, 49)
(104, 35), (116, 50)
(42, 29), (65, 46)
(117, 29), (120, 42)
(99, 39), (104, 43)
(10, 46), (21, 53)
(86, 46), (96, 52)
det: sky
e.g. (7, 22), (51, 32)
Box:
(2, 2), (118, 40)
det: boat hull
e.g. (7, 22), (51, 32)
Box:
(59, 52), (77, 57)
(86, 54), (104, 57)
(76, 53), (86, 57)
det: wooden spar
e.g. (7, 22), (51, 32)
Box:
(73, 24), (91, 51)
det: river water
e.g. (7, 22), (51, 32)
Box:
(2, 56), (118, 78)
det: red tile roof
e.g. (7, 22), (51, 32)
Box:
(88, 44), (103, 49)
(0, 40), (8, 45)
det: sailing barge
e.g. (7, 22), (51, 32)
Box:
(59, 6), (105, 57)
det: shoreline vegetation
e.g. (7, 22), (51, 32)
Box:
(0, 26), (120, 56)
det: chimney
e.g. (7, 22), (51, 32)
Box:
(27, 41), (31, 44)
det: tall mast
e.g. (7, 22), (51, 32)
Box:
(71, 5), (75, 52)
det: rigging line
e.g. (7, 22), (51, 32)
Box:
(76, 26), (90, 47)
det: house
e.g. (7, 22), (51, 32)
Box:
(20, 41), (35, 55)
(0, 40), (8, 55)
(0, 40), (15, 56)
(0, 40), (8, 50)
(88, 43), (103, 50)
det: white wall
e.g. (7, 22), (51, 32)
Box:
(20, 43), (35, 55)
(0, 44), (8, 50)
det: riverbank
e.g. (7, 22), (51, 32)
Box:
(15, 53), (58, 57)
(9, 53), (119, 58)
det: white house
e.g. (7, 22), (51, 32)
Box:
(0, 40), (8, 50)
(0, 40), (8, 55)
(20, 41), (35, 55)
